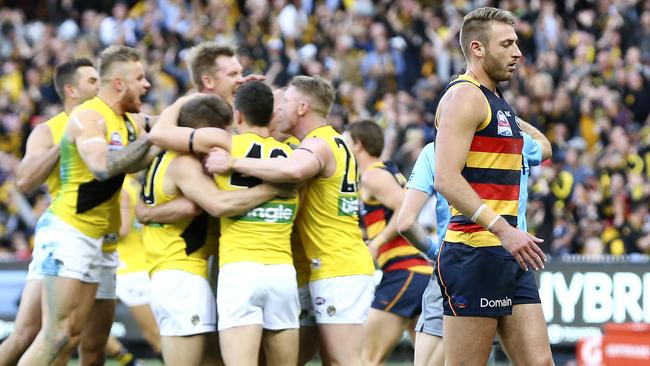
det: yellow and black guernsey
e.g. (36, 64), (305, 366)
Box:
(215, 133), (298, 267)
(43, 111), (69, 198)
(141, 151), (218, 278)
(49, 97), (138, 240)
(296, 125), (374, 281)
(360, 161), (432, 275)
(116, 175), (148, 275)
(441, 75), (524, 247)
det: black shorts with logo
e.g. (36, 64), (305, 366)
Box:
(435, 241), (540, 317)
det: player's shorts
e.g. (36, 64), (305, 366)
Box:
(32, 212), (103, 283)
(217, 262), (299, 331)
(372, 269), (430, 318)
(415, 274), (443, 337)
(299, 284), (317, 327)
(436, 242), (541, 317)
(116, 271), (151, 306)
(95, 250), (118, 300)
(150, 270), (216, 336)
(310, 274), (374, 324)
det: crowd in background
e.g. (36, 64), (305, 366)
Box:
(0, 0), (649, 258)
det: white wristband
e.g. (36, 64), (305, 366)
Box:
(471, 203), (488, 222)
(487, 215), (501, 232)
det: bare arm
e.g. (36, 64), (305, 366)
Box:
(434, 85), (545, 270)
(15, 123), (59, 194)
(119, 189), (132, 237)
(206, 137), (326, 183)
(363, 168), (405, 257)
(396, 188), (435, 255)
(135, 197), (202, 224)
(171, 155), (284, 217)
(517, 117), (552, 161)
(148, 95), (231, 153)
(72, 109), (152, 181)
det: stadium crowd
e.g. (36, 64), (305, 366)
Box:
(0, 0), (649, 260)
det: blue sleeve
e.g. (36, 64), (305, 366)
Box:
(406, 142), (435, 195)
(522, 132), (543, 167)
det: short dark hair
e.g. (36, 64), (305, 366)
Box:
(346, 120), (384, 157)
(178, 94), (233, 129)
(234, 81), (274, 127)
(53, 58), (94, 101)
(98, 45), (142, 81)
(460, 7), (517, 60)
(186, 42), (236, 89)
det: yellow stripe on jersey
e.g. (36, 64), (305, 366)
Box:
(466, 152), (522, 171)
(366, 220), (386, 239)
(44, 111), (68, 199)
(296, 126), (374, 280)
(409, 265), (434, 275)
(215, 133), (297, 267)
(142, 151), (217, 278)
(444, 229), (502, 247)
(116, 175), (148, 275)
(450, 199), (518, 218)
(377, 246), (421, 268)
(49, 97), (139, 240)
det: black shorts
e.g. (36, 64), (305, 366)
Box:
(371, 269), (430, 318)
(435, 241), (540, 317)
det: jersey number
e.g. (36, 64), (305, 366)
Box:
(230, 143), (288, 188)
(334, 137), (356, 193)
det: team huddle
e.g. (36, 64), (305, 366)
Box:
(2, 7), (557, 366)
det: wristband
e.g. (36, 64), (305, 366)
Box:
(487, 215), (501, 232)
(471, 203), (488, 222)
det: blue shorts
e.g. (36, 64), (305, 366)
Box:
(371, 269), (430, 318)
(435, 242), (540, 317)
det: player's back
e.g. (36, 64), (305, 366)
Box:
(215, 133), (298, 267)
(361, 161), (432, 275)
(296, 125), (374, 281)
(49, 96), (139, 239)
(142, 151), (217, 278)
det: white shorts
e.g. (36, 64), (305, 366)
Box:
(116, 271), (150, 306)
(150, 270), (216, 336)
(310, 274), (375, 324)
(299, 285), (317, 327)
(217, 262), (299, 331)
(31, 212), (103, 282)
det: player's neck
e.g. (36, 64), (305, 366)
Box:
(294, 115), (327, 140)
(238, 124), (269, 137)
(97, 89), (125, 116)
(63, 99), (79, 114)
(466, 66), (497, 93)
(358, 154), (380, 172)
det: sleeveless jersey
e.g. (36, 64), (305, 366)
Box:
(215, 133), (297, 267)
(116, 175), (147, 275)
(141, 151), (218, 278)
(49, 97), (138, 240)
(296, 125), (374, 280)
(440, 75), (524, 247)
(43, 111), (68, 199)
(360, 161), (432, 275)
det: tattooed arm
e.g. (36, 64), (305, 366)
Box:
(72, 109), (153, 181)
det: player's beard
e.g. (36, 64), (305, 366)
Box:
(483, 49), (512, 83)
(121, 85), (142, 114)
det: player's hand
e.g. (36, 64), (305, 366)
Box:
(236, 74), (265, 84)
(366, 240), (380, 260)
(494, 221), (546, 271)
(204, 148), (234, 175)
(135, 200), (152, 224)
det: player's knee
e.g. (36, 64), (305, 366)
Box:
(10, 325), (40, 350)
(528, 352), (554, 366)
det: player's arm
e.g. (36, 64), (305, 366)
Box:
(170, 155), (287, 217)
(148, 95), (231, 153)
(206, 137), (326, 183)
(119, 188), (132, 237)
(434, 85), (545, 270)
(363, 168), (405, 257)
(72, 109), (152, 181)
(15, 123), (59, 194)
(517, 117), (551, 161)
(136, 197), (202, 224)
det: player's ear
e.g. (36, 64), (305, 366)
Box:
(201, 75), (214, 90)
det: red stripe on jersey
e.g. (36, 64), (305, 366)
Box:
(385, 258), (431, 272)
(470, 183), (519, 201)
(362, 207), (386, 227)
(447, 222), (485, 233)
(470, 136), (523, 154)
(378, 236), (411, 255)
